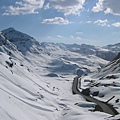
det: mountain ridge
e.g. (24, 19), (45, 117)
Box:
(1, 27), (120, 61)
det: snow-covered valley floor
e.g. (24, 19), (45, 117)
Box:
(0, 51), (119, 120)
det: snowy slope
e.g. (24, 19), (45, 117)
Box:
(1, 28), (110, 75)
(80, 53), (120, 119)
(2, 28), (47, 55)
(105, 43), (120, 53)
(0, 51), (112, 120)
(0, 32), (19, 54)
(65, 43), (117, 61)
(0, 28), (120, 120)
(40, 42), (109, 75)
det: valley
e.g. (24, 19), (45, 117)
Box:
(0, 28), (120, 120)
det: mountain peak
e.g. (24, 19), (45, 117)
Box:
(1, 27), (34, 42)
(2, 27), (15, 33)
(1, 27), (44, 55)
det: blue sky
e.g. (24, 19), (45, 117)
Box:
(0, 0), (120, 46)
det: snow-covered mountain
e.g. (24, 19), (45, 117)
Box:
(80, 52), (120, 119)
(0, 31), (18, 53)
(64, 43), (118, 61)
(2, 28), (48, 55)
(0, 28), (120, 120)
(105, 43), (120, 54)
(1, 28), (112, 76)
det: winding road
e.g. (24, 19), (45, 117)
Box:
(72, 76), (119, 116)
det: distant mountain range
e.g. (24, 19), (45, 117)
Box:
(1, 27), (120, 60)
(1, 27), (120, 75)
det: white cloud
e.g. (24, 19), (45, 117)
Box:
(57, 35), (63, 38)
(3, 0), (44, 15)
(47, 36), (52, 39)
(45, 0), (85, 16)
(94, 19), (109, 26)
(92, 0), (120, 16)
(76, 37), (82, 40)
(70, 36), (82, 40)
(42, 17), (71, 25)
(112, 22), (120, 27)
(92, 0), (103, 12)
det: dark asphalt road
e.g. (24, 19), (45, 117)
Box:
(72, 76), (119, 116)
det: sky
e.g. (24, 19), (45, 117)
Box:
(0, 0), (120, 46)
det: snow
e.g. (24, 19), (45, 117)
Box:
(0, 28), (120, 120)
(79, 54), (120, 118)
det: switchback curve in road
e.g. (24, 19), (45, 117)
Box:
(72, 77), (119, 116)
